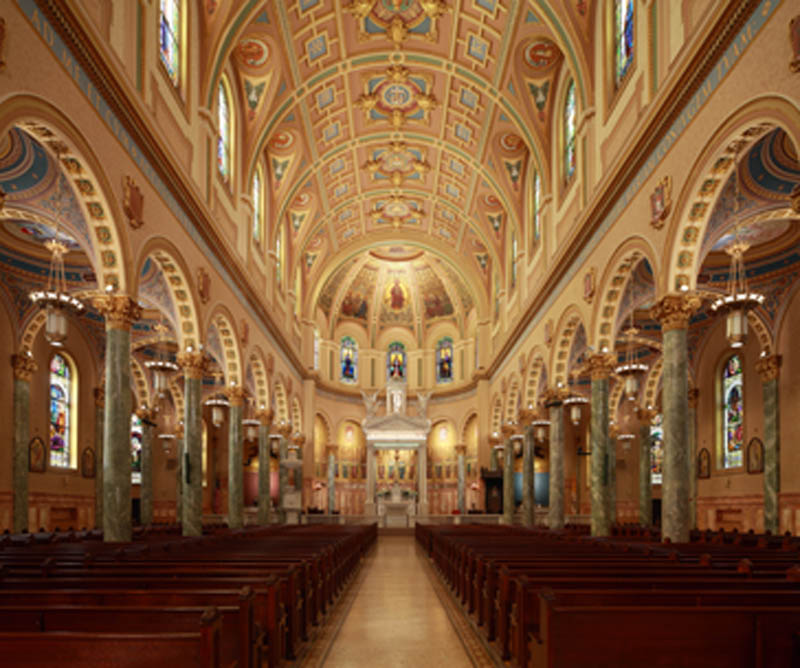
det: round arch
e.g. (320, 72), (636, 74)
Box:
(204, 305), (243, 387)
(550, 305), (589, 387)
(245, 346), (271, 409)
(0, 95), (133, 292)
(663, 96), (800, 294)
(133, 238), (202, 351)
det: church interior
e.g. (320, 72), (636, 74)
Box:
(0, 0), (799, 665)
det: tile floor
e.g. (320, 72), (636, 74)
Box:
(322, 535), (473, 667)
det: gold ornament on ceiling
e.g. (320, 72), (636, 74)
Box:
(363, 141), (431, 187)
(370, 193), (425, 228)
(355, 64), (437, 129)
(347, 0), (449, 48)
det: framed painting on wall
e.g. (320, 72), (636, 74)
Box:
(746, 437), (764, 474)
(81, 447), (96, 478)
(697, 448), (711, 479)
(29, 437), (46, 473)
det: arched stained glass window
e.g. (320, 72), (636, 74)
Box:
(252, 168), (263, 243)
(722, 354), (744, 468)
(275, 224), (284, 287)
(131, 413), (143, 484)
(436, 337), (454, 384)
(532, 169), (541, 243)
(387, 341), (406, 381)
(563, 79), (577, 184)
(313, 328), (320, 371)
(340, 336), (358, 383)
(650, 413), (663, 485)
(217, 79), (232, 182)
(49, 353), (75, 468)
(614, 0), (635, 86)
(159, 0), (181, 86)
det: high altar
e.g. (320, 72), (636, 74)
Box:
(362, 380), (431, 526)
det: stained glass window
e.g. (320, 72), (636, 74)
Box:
(650, 413), (663, 485)
(217, 80), (232, 182)
(532, 169), (541, 242)
(563, 79), (577, 183)
(49, 354), (73, 468)
(275, 225), (283, 287)
(614, 0), (634, 86)
(387, 342), (406, 381)
(341, 336), (358, 383)
(131, 413), (143, 485)
(159, 0), (181, 86)
(252, 168), (262, 243)
(436, 337), (454, 384)
(313, 328), (320, 371)
(722, 354), (744, 468)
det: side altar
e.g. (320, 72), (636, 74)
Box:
(362, 379), (431, 522)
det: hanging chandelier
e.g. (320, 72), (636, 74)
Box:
(144, 319), (178, 398)
(204, 369), (229, 428)
(615, 316), (648, 402)
(710, 149), (765, 348)
(242, 397), (259, 441)
(563, 374), (588, 426)
(29, 161), (84, 345)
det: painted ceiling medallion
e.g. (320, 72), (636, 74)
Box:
(347, 0), (449, 47)
(355, 65), (437, 129)
(523, 39), (559, 70)
(371, 194), (424, 228)
(363, 141), (431, 186)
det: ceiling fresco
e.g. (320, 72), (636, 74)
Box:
(203, 0), (596, 335)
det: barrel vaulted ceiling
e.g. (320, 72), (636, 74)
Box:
(198, 0), (595, 336)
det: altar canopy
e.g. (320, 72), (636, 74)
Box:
(361, 379), (431, 516)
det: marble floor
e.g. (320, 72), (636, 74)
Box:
(320, 535), (473, 667)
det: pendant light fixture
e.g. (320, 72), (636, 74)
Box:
(615, 314), (648, 402)
(29, 153), (84, 345)
(710, 147), (765, 347)
(204, 369), (229, 428)
(144, 318), (178, 398)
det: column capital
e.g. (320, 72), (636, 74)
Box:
(755, 354), (782, 382)
(585, 353), (617, 380)
(488, 433), (503, 447)
(519, 406), (539, 425)
(501, 422), (517, 439)
(636, 405), (658, 424)
(255, 408), (274, 425)
(11, 352), (37, 381)
(292, 432), (306, 447)
(135, 406), (156, 423)
(542, 387), (569, 407)
(455, 443), (467, 456)
(609, 424), (620, 439)
(326, 443), (339, 456)
(92, 294), (142, 331)
(177, 351), (207, 380)
(225, 384), (247, 406)
(94, 386), (105, 407)
(276, 422), (293, 438)
(650, 294), (701, 332)
(688, 387), (700, 408)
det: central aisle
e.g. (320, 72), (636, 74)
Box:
(322, 534), (473, 667)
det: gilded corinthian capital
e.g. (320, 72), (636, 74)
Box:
(92, 294), (142, 330)
(650, 294), (701, 332)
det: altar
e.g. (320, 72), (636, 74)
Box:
(362, 379), (431, 518)
(377, 483), (416, 528)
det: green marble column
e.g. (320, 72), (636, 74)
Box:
(327, 445), (337, 514)
(456, 444), (467, 516)
(688, 389), (699, 530)
(227, 387), (245, 529)
(93, 388), (104, 529)
(588, 355), (614, 536)
(489, 440), (500, 470)
(521, 425), (535, 526)
(257, 410), (273, 526)
(11, 353), (36, 533)
(546, 392), (565, 530)
(278, 430), (290, 523)
(653, 295), (698, 543)
(137, 408), (155, 526)
(93, 295), (141, 543)
(637, 408), (655, 527)
(609, 434), (617, 525)
(757, 356), (781, 534)
(501, 427), (515, 525)
(177, 351), (204, 537)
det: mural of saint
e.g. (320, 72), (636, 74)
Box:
(389, 279), (405, 309)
